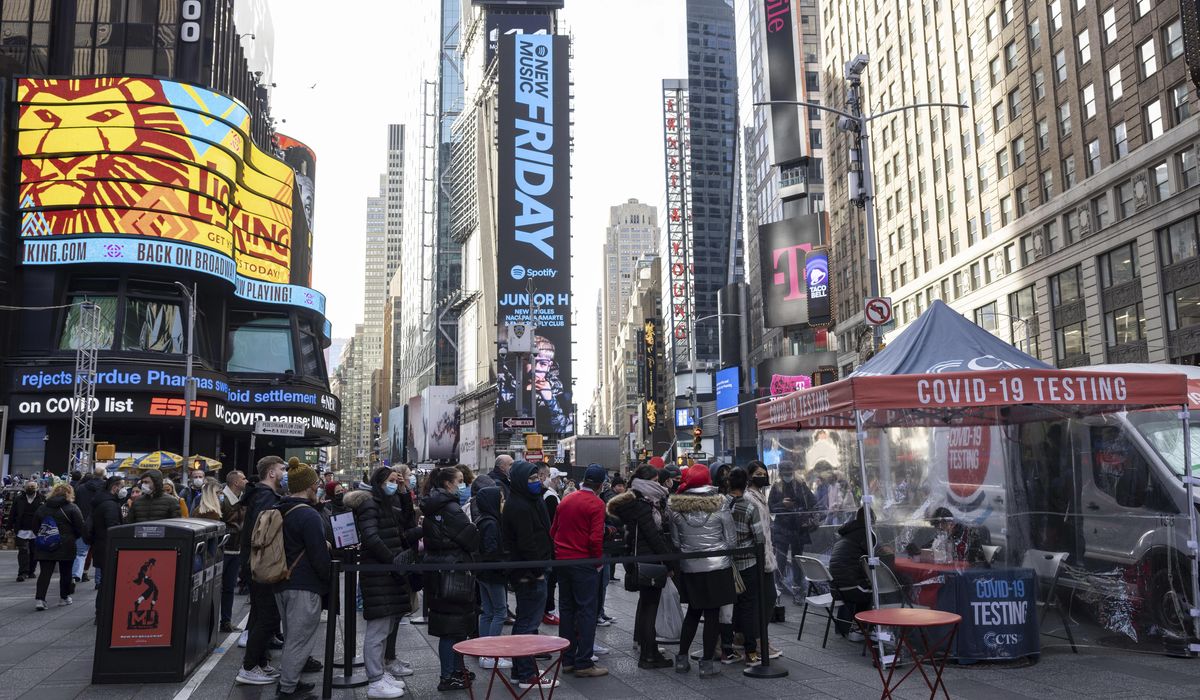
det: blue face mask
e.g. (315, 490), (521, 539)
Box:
(458, 483), (470, 505)
(383, 482), (399, 496)
(280, 472), (288, 490)
(527, 481), (543, 495)
(408, 475), (417, 490)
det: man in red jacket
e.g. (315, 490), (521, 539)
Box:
(550, 464), (608, 678)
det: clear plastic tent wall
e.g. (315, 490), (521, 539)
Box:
(758, 369), (1199, 658)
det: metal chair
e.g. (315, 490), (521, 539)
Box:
(861, 556), (928, 609)
(1020, 549), (1078, 653)
(981, 544), (1001, 564)
(795, 555), (840, 648)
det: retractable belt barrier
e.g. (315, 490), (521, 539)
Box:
(321, 544), (788, 698)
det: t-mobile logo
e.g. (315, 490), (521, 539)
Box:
(772, 245), (808, 300)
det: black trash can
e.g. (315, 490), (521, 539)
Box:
(93, 518), (226, 684)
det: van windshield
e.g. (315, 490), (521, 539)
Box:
(1128, 411), (1200, 477)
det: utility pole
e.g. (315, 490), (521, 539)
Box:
(68, 300), (102, 472)
(174, 282), (197, 465)
(841, 55), (881, 351)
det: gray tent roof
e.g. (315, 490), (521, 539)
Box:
(851, 299), (1051, 376)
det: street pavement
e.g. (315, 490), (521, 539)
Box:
(1, 551), (1199, 699)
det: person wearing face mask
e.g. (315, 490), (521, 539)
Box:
(500, 460), (557, 691)
(128, 470), (182, 523)
(767, 460), (817, 607)
(84, 476), (124, 621)
(235, 456), (285, 687)
(539, 466), (561, 626)
(730, 466), (780, 664)
(181, 467), (207, 514)
(269, 460), (332, 699)
(9, 480), (45, 581)
(219, 470), (248, 633)
(343, 467), (418, 697)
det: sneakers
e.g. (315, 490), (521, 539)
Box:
(744, 651), (761, 666)
(720, 650), (745, 665)
(847, 629), (865, 642)
(517, 677), (560, 690)
(261, 665), (282, 678)
(595, 617), (612, 627)
(81, 572), (90, 582)
(674, 653), (691, 673)
(237, 630), (249, 648)
(767, 645), (782, 659)
(593, 643), (610, 655)
(698, 659), (720, 678)
(58, 596), (73, 606)
(219, 621), (241, 634)
(235, 666), (276, 685)
(638, 656), (674, 670)
(437, 675), (468, 691)
(386, 660), (415, 677)
(479, 657), (496, 669)
(302, 657), (322, 673)
(383, 673), (406, 689)
(573, 666), (608, 678)
(277, 680), (316, 699)
(542, 612), (560, 625)
(35, 600), (46, 611)
(270, 635), (285, 649)
(600, 613), (615, 622)
(367, 678), (405, 698)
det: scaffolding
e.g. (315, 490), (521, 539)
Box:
(68, 300), (102, 472)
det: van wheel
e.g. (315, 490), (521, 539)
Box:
(1147, 555), (1192, 637)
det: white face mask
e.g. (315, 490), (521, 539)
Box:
(118, 488), (129, 500)
(142, 482), (154, 493)
(191, 477), (205, 489)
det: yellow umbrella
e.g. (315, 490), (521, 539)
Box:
(116, 457), (137, 471)
(134, 451), (185, 471)
(187, 455), (223, 471)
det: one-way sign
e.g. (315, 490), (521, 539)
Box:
(501, 416), (536, 431)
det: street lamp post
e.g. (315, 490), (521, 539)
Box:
(174, 282), (196, 466)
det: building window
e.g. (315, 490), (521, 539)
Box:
(122, 297), (185, 354)
(991, 58), (1002, 86)
(1165, 20), (1184, 61)
(1055, 321), (1087, 361)
(1108, 64), (1123, 102)
(983, 209), (995, 237)
(1136, 0), (1153, 18)
(1112, 122), (1129, 160)
(1058, 101), (1072, 136)
(1036, 119), (1049, 151)
(1145, 99), (1164, 140)
(1009, 286), (1039, 355)
(1005, 42), (1018, 72)
(1033, 69), (1046, 100)
(1150, 161), (1171, 201)
(1077, 29), (1091, 65)
(1017, 185), (1030, 216)
(1140, 38), (1158, 78)
(1050, 0), (1063, 31)
(975, 302), (1000, 335)
(1160, 215), (1199, 265)
(1081, 83), (1096, 120)
(1171, 83), (1191, 124)
(1167, 286), (1200, 332)
(1086, 139), (1102, 176)
(993, 103), (1005, 132)
(1102, 7), (1117, 44)
(1041, 169), (1054, 201)
(1052, 266), (1082, 306)
(971, 262), (983, 290)
(1099, 242), (1137, 288)
(1053, 49), (1068, 83)
(228, 313), (296, 374)
(1029, 18), (1042, 52)
(997, 149), (1010, 179)
(1093, 193), (1111, 229)
(1002, 0), (1014, 24)
(1105, 303), (1145, 346)
(988, 11), (999, 40)
(1065, 209), (1080, 244)
(1001, 195), (1014, 225)
(1009, 89), (1022, 120)
(1006, 244), (1020, 273)
(60, 297), (117, 351)
(1117, 179), (1136, 219)
(1179, 147), (1198, 190)
(1062, 155), (1077, 188)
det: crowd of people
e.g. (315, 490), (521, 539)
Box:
(1, 451), (892, 699)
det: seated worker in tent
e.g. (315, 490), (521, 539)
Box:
(905, 506), (989, 566)
(829, 506), (896, 641)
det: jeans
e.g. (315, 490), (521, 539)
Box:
(479, 581), (508, 639)
(242, 581), (280, 671)
(510, 577), (547, 681)
(439, 636), (465, 678)
(72, 540), (89, 580)
(596, 562), (610, 619)
(36, 559), (73, 602)
(559, 564), (600, 670)
(17, 538), (36, 577)
(364, 615), (396, 682)
(634, 586), (663, 660)
(220, 553), (239, 625)
(93, 566), (104, 616)
(274, 590), (322, 693)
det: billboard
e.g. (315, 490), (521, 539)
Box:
(276, 133), (317, 286)
(662, 80), (694, 369)
(758, 213), (826, 327)
(805, 247), (831, 326)
(715, 366), (739, 416)
(496, 34), (574, 436)
(759, 0), (805, 165)
(387, 405), (406, 466)
(422, 385), (460, 462)
(487, 12), (553, 65)
(16, 77), (296, 285)
(109, 549), (177, 648)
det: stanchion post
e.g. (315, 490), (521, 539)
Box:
(322, 559), (340, 700)
(744, 542), (788, 678)
(331, 551), (369, 689)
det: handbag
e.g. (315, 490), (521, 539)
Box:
(436, 568), (476, 606)
(633, 525), (669, 589)
(731, 565), (747, 595)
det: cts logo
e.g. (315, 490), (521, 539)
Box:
(149, 397), (209, 418)
(510, 265), (557, 280)
(983, 632), (1021, 649)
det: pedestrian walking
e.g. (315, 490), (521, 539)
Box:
(219, 470), (247, 633)
(473, 485), (510, 669)
(235, 456), (284, 686)
(422, 466), (480, 692)
(666, 465), (737, 678)
(84, 476), (124, 619)
(500, 460), (557, 691)
(128, 470), (182, 522)
(550, 464), (609, 677)
(344, 467), (417, 698)
(9, 480), (44, 581)
(73, 467), (105, 583)
(488, 454), (514, 499)
(608, 464), (675, 669)
(271, 460), (332, 699)
(541, 465), (561, 626)
(33, 483), (86, 610)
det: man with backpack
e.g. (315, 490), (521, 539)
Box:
(263, 460), (331, 699)
(84, 476), (124, 619)
(235, 456), (285, 686)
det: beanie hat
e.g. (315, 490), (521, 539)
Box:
(679, 464), (712, 492)
(287, 457), (318, 494)
(648, 456), (666, 469)
(324, 480), (340, 500)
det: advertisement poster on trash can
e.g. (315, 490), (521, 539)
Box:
(110, 549), (177, 648)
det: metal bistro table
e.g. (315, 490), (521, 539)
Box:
(855, 608), (962, 700)
(453, 634), (569, 700)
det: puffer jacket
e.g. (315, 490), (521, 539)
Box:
(344, 487), (414, 620)
(666, 486), (735, 573)
(128, 471), (182, 523)
(829, 512), (871, 591)
(473, 486), (508, 585)
(421, 488), (480, 639)
(608, 488), (676, 590)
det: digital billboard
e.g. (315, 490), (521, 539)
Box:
(276, 133), (317, 286)
(759, 0), (805, 165)
(805, 247), (831, 326)
(758, 213), (826, 328)
(486, 13), (553, 65)
(715, 366), (740, 416)
(662, 80), (694, 370)
(496, 34), (574, 436)
(16, 77), (295, 284)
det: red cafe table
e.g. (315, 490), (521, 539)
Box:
(453, 634), (570, 700)
(855, 608), (961, 700)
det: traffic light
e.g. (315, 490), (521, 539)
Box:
(524, 433), (544, 451)
(692, 427), (702, 451)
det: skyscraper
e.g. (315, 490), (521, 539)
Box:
(601, 199), (660, 401)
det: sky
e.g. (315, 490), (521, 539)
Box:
(267, 0), (685, 406)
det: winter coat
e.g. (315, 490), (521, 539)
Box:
(768, 478), (818, 545)
(75, 478), (104, 521)
(421, 489), (480, 638)
(608, 489), (676, 590)
(33, 495), (86, 562)
(829, 513), (871, 592)
(666, 486), (736, 574)
(9, 492), (44, 532)
(128, 471), (182, 523)
(272, 497), (332, 597)
(220, 486), (245, 555)
(473, 486), (508, 585)
(239, 481), (281, 579)
(85, 490), (124, 566)
(344, 488), (414, 620)
(500, 461), (553, 584)
(488, 466), (512, 500)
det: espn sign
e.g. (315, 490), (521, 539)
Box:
(149, 397), (209, 418)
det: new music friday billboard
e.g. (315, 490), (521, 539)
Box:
(495, 33), (574, 436)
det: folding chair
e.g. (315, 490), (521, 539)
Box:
(981, 544), (1001, 564)
(862, 556), (928, 609)
(795, 555), (840, 648)
(1020, 549), (1078, 653)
